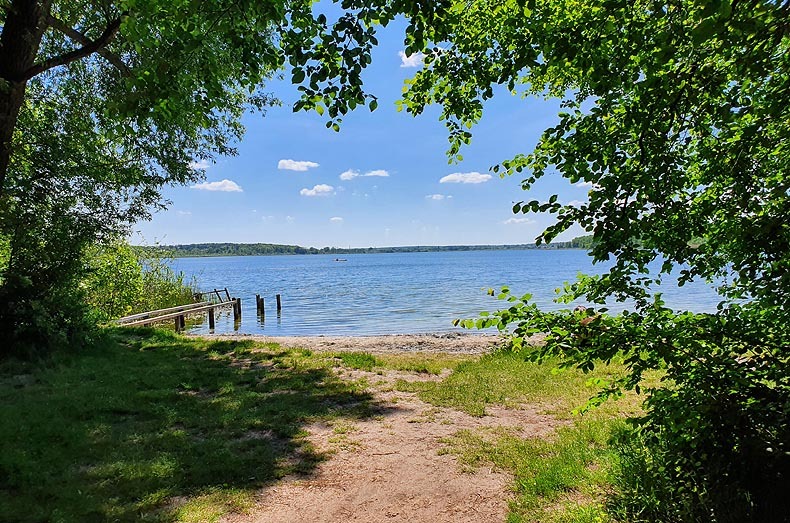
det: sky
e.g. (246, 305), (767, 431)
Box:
(132, 18), (589, 249)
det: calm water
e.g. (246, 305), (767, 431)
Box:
(171, 250), (722, 336)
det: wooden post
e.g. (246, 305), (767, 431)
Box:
(175, 316), (181, 332)
(208, 307), (215, 330)
(224, 288), (231, 302)
(179, 315), (186, 330)
(255, 294), (261, 313)
(276, 293), (282, 312)
(214, 289), (223, 302)
(260, 296), (265, 316)
(232, 298), (240, 322)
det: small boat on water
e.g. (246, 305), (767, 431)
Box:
(334, 258), (347, 262)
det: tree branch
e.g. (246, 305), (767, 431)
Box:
(45, 14), (130, 76)
(20, 15), (125, 80)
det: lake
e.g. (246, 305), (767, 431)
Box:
(171, 250), (722, 336)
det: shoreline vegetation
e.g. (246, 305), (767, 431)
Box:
(137, 235), (595, 258)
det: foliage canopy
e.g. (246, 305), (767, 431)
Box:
(0, 0), (313, 353)
(290, 0), (790, 520)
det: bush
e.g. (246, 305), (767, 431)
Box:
(82, 242), (198, 320)
(609, 329), (790, 523)
(0, 271), (96, 359)
(479, 292), (790, 522)
(0, 218), (97, 358)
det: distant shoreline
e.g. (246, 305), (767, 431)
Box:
(136, 236), (594, 258)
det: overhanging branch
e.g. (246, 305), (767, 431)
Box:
(45, 14), (130, 76)
(20, 15), (125, 80)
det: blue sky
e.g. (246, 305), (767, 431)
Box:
(133, 19), (588, 248)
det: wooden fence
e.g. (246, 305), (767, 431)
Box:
(116, 297), (240, 332)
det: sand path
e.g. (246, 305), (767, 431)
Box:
(218, 334), (559, 523)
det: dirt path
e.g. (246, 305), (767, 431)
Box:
(222, 355), (562, 523)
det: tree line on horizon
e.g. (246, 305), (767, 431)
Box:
(142, 235), (596, 258)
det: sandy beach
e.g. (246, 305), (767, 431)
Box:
(196, 332), (510, 354)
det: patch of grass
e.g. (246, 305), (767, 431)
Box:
(443, 416), (624, 523)
(331, 420), (357, 434)
(376, 353), (471, 374)
(332, 352), (383, 371)
(395, 346), (644, 417)
(0, 327), (376, 522)
(327, 351), (471, 375)
(400, 344), (650, 522)
(172, 488), (255, 523)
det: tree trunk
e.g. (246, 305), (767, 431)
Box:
(0, 0), (53, 196)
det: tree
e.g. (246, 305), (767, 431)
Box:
(0, 0), (293, 189)
(290, 0), (790, 520)
(0, 0), (313, 353)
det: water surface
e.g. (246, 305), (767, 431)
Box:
(171, 250), (721, 335)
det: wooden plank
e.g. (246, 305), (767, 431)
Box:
(115, 301), (211, 324)
(120, 301), (233, 327)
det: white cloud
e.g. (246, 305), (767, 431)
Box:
(503, 217), (536, 225)
(576, 180), (597, 188)
(340, 169), (359, 180)
(439, 172), (492, 184)
(340, 169), (390, 180)
(188, 159), (211, 170)
(278, 159), (320, 171)
(399, 50), (425, 68)
(330, 216), (344, 223)
(566, 200), (586, 207)
(300, 184), (334, 197)
(190, 179), (243, 192)
(285, 215), (295, 223)
(177, 210), (192, 215)
(426, 194), (452, 200)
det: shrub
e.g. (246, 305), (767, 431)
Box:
(82, 242), (198, 320)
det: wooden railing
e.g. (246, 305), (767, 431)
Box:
(115, 289), (280, 332)
(116, 296), (241, 331)
(192, 288), (231, 303)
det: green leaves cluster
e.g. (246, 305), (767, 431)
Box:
(0, 0), (299, 355)
(82, 242), (197, 320)
(290, 0), (790, 519)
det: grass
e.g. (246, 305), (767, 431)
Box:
(442, 417), (622, 523)
(329, 351), (470, 374)
(1, 331), (644, 523)
(395, 346), (644, 418)
(332, 351), (382, 371)
(0, 328), (376, 523)
(397, 345), (650, 522)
